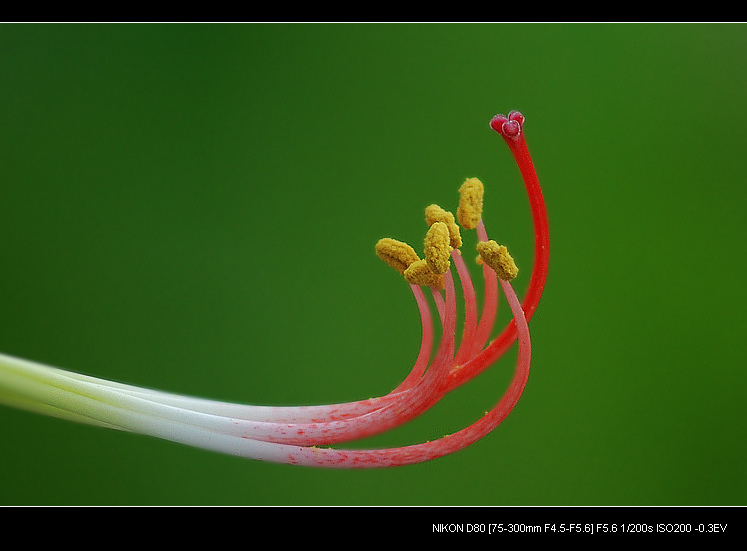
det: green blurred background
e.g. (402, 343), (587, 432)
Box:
(0, 23), (745, 505)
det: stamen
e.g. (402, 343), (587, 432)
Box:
(424, 204), (462, 249)
(476, 240), (518, 281)
(403, 259), (445, 290)
(457, 177), (484, 230)
(424, 221), (451, 275)
(375, 238), (419, 274)
(0, 109), (547, 469)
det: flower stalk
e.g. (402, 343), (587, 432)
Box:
(0, 110), (548, 467)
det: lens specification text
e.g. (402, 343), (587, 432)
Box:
(432, 523), (728, 535)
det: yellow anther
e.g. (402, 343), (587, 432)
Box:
(457, 177), (484, 230)
(424, 221), (451, 274)
(404, 259), (445, 290)
(476, 240), (519, 281)
(424, 204), (462, 249)
(375, 238), (420, 274)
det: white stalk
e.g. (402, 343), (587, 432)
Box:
(0, 351), (403, 426)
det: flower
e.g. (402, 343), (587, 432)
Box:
(0, 111), (548, 468)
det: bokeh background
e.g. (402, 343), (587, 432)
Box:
(0, 23), (745, 505)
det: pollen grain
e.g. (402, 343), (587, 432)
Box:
(424, 221), (452, 275)
(375, 238), (420, 274)
(424, 204), (462, 249)
(476, 240), (519, 281)
(457, 177), (484, 230)
(404, 259), (445, 290)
